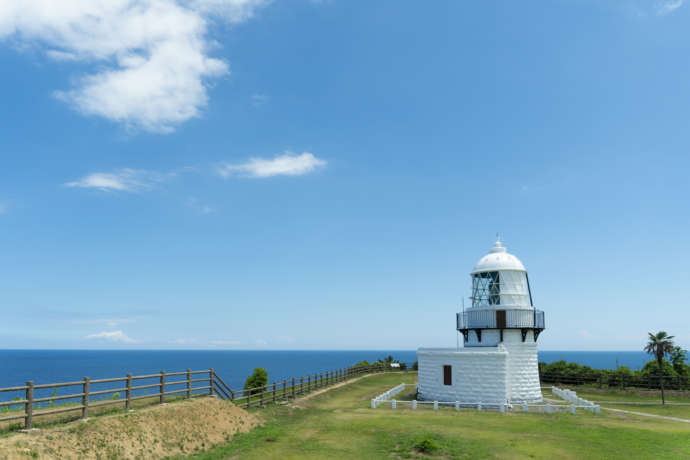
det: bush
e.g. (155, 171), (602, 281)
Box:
(412, 361), (418, 371)
(244, 368), (268, 395)
(640, 360), (677, 378)
(415, 437), (439, 454)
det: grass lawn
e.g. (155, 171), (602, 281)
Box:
(187, 372), (690, 460)
(556, 387), (690, 419)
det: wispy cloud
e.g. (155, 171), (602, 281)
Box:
(218, 152), (326, 178)
(210, 339), (241, 346)
(658, 0), (684, 15)
(0, 1), (269, 133)
(170, 338), (197, 345)
(186, 196), (216, 214)
(251, 93), (268, 107)
(86, 330), (137, 343)
(65, 168), (173, 192)
(81, 318), (138, 328)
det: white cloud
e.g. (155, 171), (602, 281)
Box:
(86, 330), (137, 343)
(0, 0), (268, 132)
(658, 0), (684, 15)
(65, 168), (172, 192)
(218, 152), (326, 178)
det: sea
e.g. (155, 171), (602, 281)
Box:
(0, 349), (649, 397)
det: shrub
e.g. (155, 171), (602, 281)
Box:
(244, 368), (268, 395)
(415, 437), (439, 454)
(640, 360), (677, 378)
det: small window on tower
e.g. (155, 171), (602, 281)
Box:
(443, 365), (452, 386)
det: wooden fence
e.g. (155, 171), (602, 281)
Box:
(0, 364), (395, 430)
(540, 372), (690, 391)
(214, 364), (391, 409)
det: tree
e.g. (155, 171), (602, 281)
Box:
(644, 331), (675, 404)
(670, 346), (688, 376)
(244, 367), (268, 396)
(640, 360), (677, 378)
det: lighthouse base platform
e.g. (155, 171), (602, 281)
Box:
(417, 343), (542, 405)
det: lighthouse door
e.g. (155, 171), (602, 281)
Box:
(496, 310), (506, 329)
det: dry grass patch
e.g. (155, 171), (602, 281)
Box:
(0, 397), (258, 460)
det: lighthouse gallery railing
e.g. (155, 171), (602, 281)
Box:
(456, 309), (545, 330)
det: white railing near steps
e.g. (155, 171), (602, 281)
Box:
(370, 384), (600, 415)
(371, 383), (408, 408)
(551, 386), (600, 414)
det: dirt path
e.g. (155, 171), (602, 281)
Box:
(601, 406), (690, 424)
(291, 373), (378, 408)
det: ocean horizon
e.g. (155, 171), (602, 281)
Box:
(0, 349), (651, 393)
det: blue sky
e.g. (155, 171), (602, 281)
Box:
(0, 0), (688, 351)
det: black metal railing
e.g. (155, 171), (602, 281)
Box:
(456, 309), (544, 330)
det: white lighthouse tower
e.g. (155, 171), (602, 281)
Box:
(417, 238), (545, 405)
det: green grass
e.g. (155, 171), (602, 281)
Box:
(561, 387), (690, 419)
(186, 372), (690, 460)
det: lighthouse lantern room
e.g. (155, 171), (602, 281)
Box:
(417, 239), (545, 405)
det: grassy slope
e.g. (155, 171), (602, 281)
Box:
(188, 373), (690, 460)
(561, 388), (690, 419)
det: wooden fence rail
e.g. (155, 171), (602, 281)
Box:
(0, 363), (401, 430)
(540, 372), (690, 391)
(0, 369), (212, 429)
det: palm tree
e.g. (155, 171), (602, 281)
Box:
(644, 331), (675, 405)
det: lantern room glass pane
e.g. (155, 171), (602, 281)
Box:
(471, 271), (500, 307)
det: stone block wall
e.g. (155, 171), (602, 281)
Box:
(417, 348), (509, 404)
(503, 341), (542, 403)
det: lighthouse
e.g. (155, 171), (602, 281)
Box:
(417, 239), (545, 405)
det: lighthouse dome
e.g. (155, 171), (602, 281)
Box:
(471, 239), (526, 274)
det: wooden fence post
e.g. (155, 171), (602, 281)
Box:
(247, 391), (251, 409)
(283, 380), (287, 400)
(186, 369), (192, 399)
(292, 378), (296, 399)
(160, 371), (166, 404)
(308, 375), (311, 392)
(126, 373), (132, 410)
(25, 381), (33, 429)
(299, 377), (303, 395)
(82, 377), (90, 419)
(272, 383), (276, 403)
(259, 386), (264, 407)
(209, 369), (214, 397)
